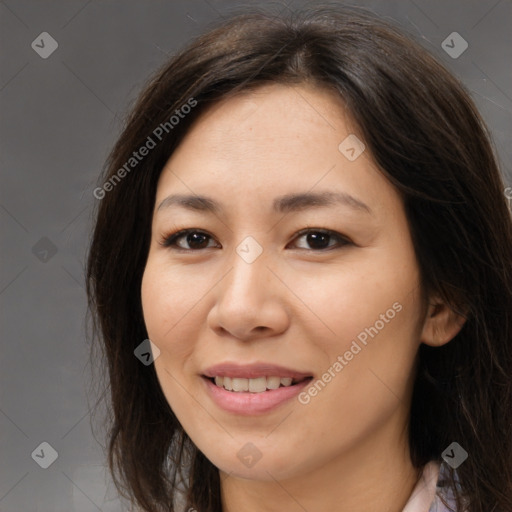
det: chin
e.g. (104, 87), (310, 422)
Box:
(204, 445), (305, 482)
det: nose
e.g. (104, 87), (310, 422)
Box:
(207, 248), (290, 341)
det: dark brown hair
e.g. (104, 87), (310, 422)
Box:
(86, 4), (512, 511)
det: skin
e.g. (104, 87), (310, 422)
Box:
(141, 83), (465, 512)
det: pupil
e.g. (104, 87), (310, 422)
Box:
(188, 233), (208, 249)
(308, 232), (329, 249)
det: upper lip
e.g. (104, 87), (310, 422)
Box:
(202, 362), (312, 380)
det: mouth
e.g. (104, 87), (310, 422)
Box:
(201, 362), (314, 413)
(203, 375), (313, 393)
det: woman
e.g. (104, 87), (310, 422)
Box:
(86, 4), (512, 511)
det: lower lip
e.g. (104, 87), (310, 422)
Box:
(202, 376), (313, 415)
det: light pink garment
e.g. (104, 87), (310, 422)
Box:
(401, 461), (458, 512)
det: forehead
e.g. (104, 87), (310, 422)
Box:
(154, 83), (396, 217)
(180, 83), (352, 154)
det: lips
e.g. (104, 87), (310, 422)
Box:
(200, 362), (313, 413)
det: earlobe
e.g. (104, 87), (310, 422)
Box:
(421, 300), (467, 347)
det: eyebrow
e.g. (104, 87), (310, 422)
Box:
(156, 191), (372, 215)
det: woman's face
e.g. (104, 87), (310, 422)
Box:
(141, 83), (428, 482)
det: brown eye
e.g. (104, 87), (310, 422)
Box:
(162, 230), (218, 250)
(290, 229), (352, 251)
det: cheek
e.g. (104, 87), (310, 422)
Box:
(306, 267), (422, 410)
(141, 264), (167, 341)
(299, 249), (423, 417)
(299, 257), (419, 355)
(141, 260), (198, 341)
(141, 263), (200, 414)
(141, 262), (196, 373)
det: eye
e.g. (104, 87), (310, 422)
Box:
(290, 228), (352, 251)
(160, 229), (218, 251)
(159, 228), (352, 252)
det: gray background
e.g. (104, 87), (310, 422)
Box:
(1, 0), (511, 510)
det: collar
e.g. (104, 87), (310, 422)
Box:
(401, 461), (459, 512)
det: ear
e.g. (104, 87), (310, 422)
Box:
(420, 298), (467, 347)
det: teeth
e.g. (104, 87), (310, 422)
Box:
(232, 378), (249, 392)
(212, 376), (300, 393)
(266, 376), (281, 389)
(248, 377), (266, 392)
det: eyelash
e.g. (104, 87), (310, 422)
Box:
(158, 227), (353, 252)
